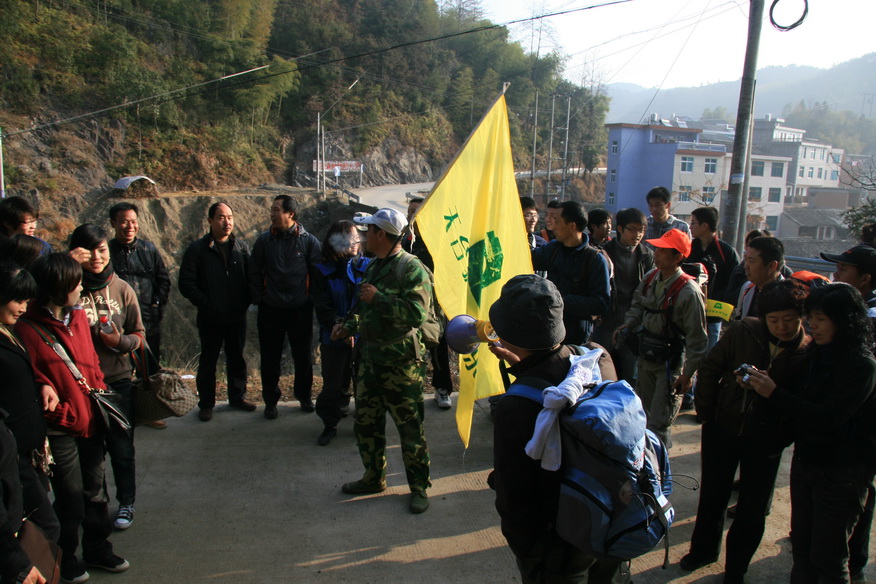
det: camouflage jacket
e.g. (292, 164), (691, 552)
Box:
(345, 249), (431, 362)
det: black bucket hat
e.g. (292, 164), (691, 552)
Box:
(489, 274), (565, 350)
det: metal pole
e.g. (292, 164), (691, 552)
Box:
(316, 113), (321, 193)
(561, 95), (571, 200)
(0, 127), (5, 198)
(546, 95), (556, 201)
(530, 91), (539, 197)
(321, 123), (327, 200)
(721, 0), (765, 252)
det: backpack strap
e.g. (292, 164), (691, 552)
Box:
(505, 376), (553, 404)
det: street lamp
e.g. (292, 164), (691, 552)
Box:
(317, 78), (360, 196)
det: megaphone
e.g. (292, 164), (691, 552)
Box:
(445, 314), (498, 354)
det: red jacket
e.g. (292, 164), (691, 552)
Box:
(15, 305), (103, 438)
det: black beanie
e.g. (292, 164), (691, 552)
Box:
(489, 274), (565, 350)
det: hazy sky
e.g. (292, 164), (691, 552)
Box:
(479, 0), (875, 89)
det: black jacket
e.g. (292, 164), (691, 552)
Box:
(249, 224), (321, 309)
(771, 343), (876, 468)
(179, 233), (251, 324)
(688, 237), (740, 306)
(0, 333), (47, 457)
(531, 236), (611, 345)
(0, 413), (30, 583)
(109, 238), (171, 330)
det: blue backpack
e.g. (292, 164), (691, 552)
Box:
(506, 377), (674, 566)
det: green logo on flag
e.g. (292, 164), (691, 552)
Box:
(467, 231), (503, 305)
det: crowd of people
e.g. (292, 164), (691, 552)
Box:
(1, 186), (875, 584)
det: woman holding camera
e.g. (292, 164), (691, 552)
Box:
(682, 280), (811, 583)
(746, 283), (876, 584)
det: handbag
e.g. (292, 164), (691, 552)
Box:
(22, 320), (131, 433)
(18, 519), (62, 584)
(131, 341), (196, 425)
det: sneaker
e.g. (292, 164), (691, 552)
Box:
(434, 389), (452, 409)
(409, 490), (429, 514)
(317, 426), (337, 446)
(341, 479), (387, 495)
(61, 561), (90, 584)
(84, 553), (130, 573)
(264, 404), (278, 420)
(198, 408), (213, 422)
(114, 504), (134, 530)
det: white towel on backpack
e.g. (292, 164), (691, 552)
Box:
(525, 348), (603, 471)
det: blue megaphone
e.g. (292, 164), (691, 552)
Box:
(445, 314), (499, 354)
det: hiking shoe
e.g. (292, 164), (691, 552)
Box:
(61, 561), (90, 584)
(84, 553), (130, 573)
(299, 398), (315, 413)
(229, 399), (257, 412)
(317, 426), (337, 446)
(146, 420), (167, 429)
(679, 553), (718, 572)
(409, 490), (429, 514)
(198, 408), (213, 422)
(434, 389), (452, 409)
(114, 504), (134, 530)
(264, 404), (278, 420)
(341, 479), (387, 495)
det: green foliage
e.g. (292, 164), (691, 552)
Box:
(785, 105), (876, 156)
(842, 198), (876, 238)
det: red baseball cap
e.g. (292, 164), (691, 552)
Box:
(646, 228), (691, 257)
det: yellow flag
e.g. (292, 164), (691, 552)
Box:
(706, 299), (734, 321)
(413, 92), (533, 447)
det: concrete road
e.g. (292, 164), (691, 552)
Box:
(87, 390), (873, 584)
(351, 182), (434, 214)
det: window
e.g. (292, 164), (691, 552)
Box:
(611, 141), (618, 154)
(830, 170), (839, 181)
(751, 161), (765, 176)
(817, 168), (823, 179)
(704, 158), (717, 174)
(607, 192), (615, 205)
(678, 186), (692, 202)
(768, 187), (781, 202)
(799, 166), (805, 178)
(820, 149), (825, 160)
(808, 167), (814, 178)
(610, 169), (616, 182)
(802, 147), (807, 158)
(748, 187), (762, 201)
(771, 162), (784, 178)
(681, 156), (693, 172)
(810, 149), (816, 159)
(702, 186), (716, 204)
(832, 153), (842, 164)
(765, 216), (779, 231)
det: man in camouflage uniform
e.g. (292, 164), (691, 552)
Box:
(331, 208), (432, 514)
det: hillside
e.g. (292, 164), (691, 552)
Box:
(606, 52), (876, 152)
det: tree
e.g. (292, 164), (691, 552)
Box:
(842, 198), (876, 239)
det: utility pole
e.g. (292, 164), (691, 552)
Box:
(0, 127), (5, 198)
(530, 91), (538, 197)
(720, 0), (765, 252)
(560, 95), (571, 201)
(546, 95), (556, 202)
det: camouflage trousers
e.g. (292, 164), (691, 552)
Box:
(354, 356), (431, 493)
(635, 357), (683, 448)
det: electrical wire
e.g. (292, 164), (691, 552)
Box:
(769, 0), (808, 31)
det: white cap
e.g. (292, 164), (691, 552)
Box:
(353, 208), (408, 236)
(352, 212), (371, 232)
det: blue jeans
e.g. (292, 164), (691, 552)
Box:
(105, 378), (136, 505)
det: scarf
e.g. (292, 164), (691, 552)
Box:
(82, 263), (114, 291)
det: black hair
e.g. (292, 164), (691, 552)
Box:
(29, 253), (83, 307)
(0, 234), (43, 269)
(0, 196), (38, 236)
(757, 279), (807, 318)
(805, 283), (874, 356)
(69, 224), (108, 251)
(519, 197), (537, 212)
(861, 223), (876, 247)
(747, 236), (784, 268)
(547, 199), (561, 209)
(109, 202), (139, 222)
(321, 220), (359, 262)
(616, 207), (647, 229)
(273, 195), (295, 215)
(0, 261), (38, 305)
(208, 201), (232, 219)
(691, 207), (718, 232)
(646, 186), (671, 204)
(558, 201), (587, 233)
(587, 208), (611, 231)
(409, 197), (424, 205)
(745, 229), (771, 245)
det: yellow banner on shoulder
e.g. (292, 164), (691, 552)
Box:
(706, 299), (734, 321)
